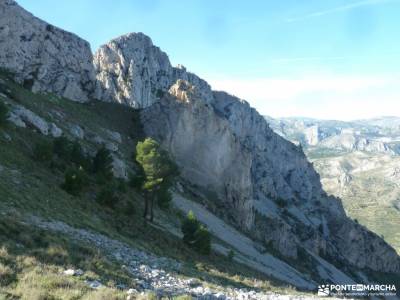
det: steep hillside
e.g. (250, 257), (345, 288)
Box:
(266, 116), (400, 254)
(1, 71), (309, 299)
(311, 151), (400, 254)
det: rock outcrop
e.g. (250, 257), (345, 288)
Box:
(0, 0), (95, 102)
(93, 33), (212, 107)
(8, 104), (62, 137)
(304, 125), (319, 146)
(142, 80), (254, 229)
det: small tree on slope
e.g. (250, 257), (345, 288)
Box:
(181, 211), (211, 255)
(135, 138), (176, 222)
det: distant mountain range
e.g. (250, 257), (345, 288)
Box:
(265, 115), (400, 253)
(265, 116), (400, 155)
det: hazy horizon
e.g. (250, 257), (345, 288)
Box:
(18, 0), (400, 121)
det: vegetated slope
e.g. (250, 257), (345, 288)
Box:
(1, 0), (400, 297)
(310, 151), (400, 254)
(266, 116), (400, 254)
(0, 72), (315, 299)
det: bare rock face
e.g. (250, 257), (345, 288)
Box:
(91, 32), (400, 275)
(93, 33), (212, 107)
(142, 80), (254, 229)
(304, 125), (319, 146)
(12, 105), (49, 135)
(212, 91), (323, 204)
(141, 80), (400, 272)
(0, 0), (95, 102)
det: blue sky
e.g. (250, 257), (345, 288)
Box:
(18, 0), (400, 120)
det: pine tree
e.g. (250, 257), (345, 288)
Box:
(135, 138), (176, 221)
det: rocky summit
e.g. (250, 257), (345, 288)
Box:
(0, 0), (95, 102)
(0, 1), (399, 298)
(93, 33), (213, 108)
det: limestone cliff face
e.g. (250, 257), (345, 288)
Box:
(102, 33), (398, 274)
(142, 80), (254, 229)
(0, 0), (95, 102)
(93, 33), (213, 107)
(212, 91), (323, 204)
(141, 79), (400, 273)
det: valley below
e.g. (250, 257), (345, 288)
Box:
(266, 116), (400, 253)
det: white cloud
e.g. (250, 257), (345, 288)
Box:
(208, 75), (400, 120)
(285, 0), (397, 23)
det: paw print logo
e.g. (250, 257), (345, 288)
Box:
(318, 284), (330, 296)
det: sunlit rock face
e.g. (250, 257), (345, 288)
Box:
(141, 80), (255, 230)
(93, 32), (400, 273)
(0, 0), (95, 102)
(93, 33), (212, 107)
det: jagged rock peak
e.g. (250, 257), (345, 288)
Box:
(93, 32), (213, 107)
(168, 79), (200, 103)
(0, 0), (95, 102)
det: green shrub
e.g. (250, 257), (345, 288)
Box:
(193, 225), (211, 255)
(61, 167), (88, 196)
(33, 140), (53, 162)
(182, 211), (200, 245)
(0, 101), (8, 127)
(53, 138), (92, 172)
(129, 169), (145, 189)
(53, 136), (72, 160)
(275, 197), (287, 208)
(97, 184), (119, 208)
(93, 146), (113, 179)
(116, 178), (127, 193)
(70, 141), (91, 171)
(181, 211), (211, 255)
(156, 185), (172, 209)
(121, 199), (135, 216)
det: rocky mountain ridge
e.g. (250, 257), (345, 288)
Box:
(265, 116), (400, 155)
(1, 0), (399, 289)
(0, 0), (95, 102)
(93, 33), (213, 108)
